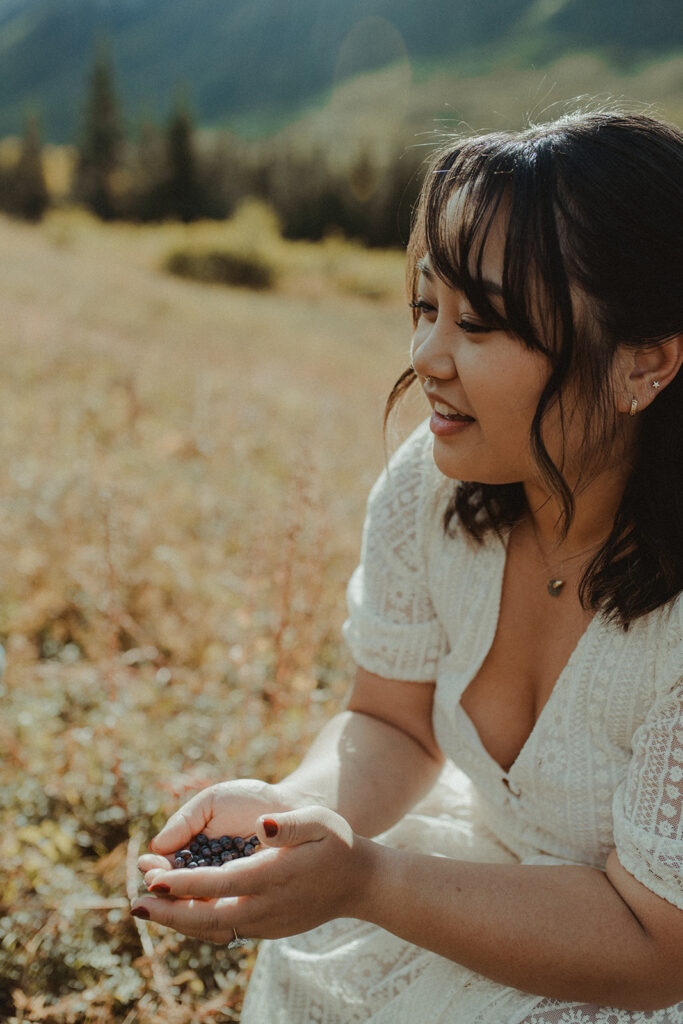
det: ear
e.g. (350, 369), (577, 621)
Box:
(614, 334), (683, 416)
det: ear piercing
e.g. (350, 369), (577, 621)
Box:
(629, 381), (660, 415)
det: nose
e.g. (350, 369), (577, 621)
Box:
(410, 318), (458, 383)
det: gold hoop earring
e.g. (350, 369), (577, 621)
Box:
(629, 397), (638, 417)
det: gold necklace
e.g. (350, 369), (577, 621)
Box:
(526, 520), (576, 598)
(523, 513), (603, 598)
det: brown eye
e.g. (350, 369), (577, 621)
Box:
(455, 319), (492, 334)
(409, 300), (436, 317)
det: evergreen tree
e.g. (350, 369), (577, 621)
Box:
(135, 100), (214, 222)
(0, 114), (50, 222)
(74, 42), (124, 220)
(164, 100), (209, 222)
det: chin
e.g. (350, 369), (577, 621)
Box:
(431, 439), (523, 486)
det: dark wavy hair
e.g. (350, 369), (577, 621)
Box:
(385, 110), (683, 628)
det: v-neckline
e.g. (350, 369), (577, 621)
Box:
(457, 536), (599, 777)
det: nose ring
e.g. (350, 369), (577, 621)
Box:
(411, 362), (433, 386)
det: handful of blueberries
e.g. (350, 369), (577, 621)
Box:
(173, 832), (261, 869)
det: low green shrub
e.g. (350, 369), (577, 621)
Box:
(164, 247), (276, 290)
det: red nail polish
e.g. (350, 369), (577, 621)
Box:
(131, 906), (150, 920)
(150, 883), (170, 894)
(263, 818), (278, 838)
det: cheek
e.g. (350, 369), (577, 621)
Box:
(468, 358), (543, 432)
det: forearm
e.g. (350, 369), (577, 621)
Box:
(280, 709), (444, 837)
(357, 846), (679, 1010)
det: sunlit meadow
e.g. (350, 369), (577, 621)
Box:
(0, 202), (423, 1022)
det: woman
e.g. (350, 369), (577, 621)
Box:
(133, 110), (683, 1023)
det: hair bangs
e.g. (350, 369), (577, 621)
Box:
(409, 146), (506, 334)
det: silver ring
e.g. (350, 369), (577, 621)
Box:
(228, 927), (248, 950)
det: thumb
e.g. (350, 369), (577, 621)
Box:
(256, 805), (348, 849)
(149, 791), (213, 854)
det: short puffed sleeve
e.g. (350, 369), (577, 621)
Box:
(613, 598), (683, 908)
(342, 420), (450, 682)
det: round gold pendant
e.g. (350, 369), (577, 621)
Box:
(547, 578), (565, 596)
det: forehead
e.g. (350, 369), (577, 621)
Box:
(420, 183), (510, 289)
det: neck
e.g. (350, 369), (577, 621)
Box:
(523, 459), (632, 558)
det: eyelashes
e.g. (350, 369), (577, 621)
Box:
(455, 320), (493, 335)
(409, 300), (493, 334)
(409, 299), (435, 315)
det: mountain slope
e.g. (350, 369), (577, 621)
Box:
(0, 0), (681, 142)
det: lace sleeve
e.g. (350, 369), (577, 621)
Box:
(613, 602), (683, 908)
(341, 422), (449, 682)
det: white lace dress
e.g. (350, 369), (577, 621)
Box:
(241, 421), (683, 1024)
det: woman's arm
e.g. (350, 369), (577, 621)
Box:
(134, 668), (683, 1009)
(138, 665), (442, 870)
(141, 814), (683, 1011)
(282, 666), (444, 836)
(353, 842), (683, 1010)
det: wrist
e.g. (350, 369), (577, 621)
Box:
(344, 836), (392, 922)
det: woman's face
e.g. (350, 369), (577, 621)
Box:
(410, 205), (554, 486)
(409, 195), (630, 492)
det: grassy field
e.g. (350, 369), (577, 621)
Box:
(0, 205), (424, 1022)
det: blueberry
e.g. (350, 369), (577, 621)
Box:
(170, 829), (262, 868)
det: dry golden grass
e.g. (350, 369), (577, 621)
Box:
(0, 207), (423, 1021)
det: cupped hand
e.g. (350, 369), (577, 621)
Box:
(131, 805), (381, 944)
(137, 778), (303, 883)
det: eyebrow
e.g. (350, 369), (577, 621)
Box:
(417, 255), (503, 297)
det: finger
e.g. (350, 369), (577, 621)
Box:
(256, 805), (347, 849)
(143, 867), (175, 891)
(138, 853), (173, 874)
(148, 851), (272, 899)
(131, 895), (242, 942)
(149, 791), (216, 855)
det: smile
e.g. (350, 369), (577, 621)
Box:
(430, 407), (476, 438)
(433, 401), (475, 422)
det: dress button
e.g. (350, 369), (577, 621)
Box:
(502, 777), (522, 798)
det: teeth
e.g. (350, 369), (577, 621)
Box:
(434, 401), (469, 418)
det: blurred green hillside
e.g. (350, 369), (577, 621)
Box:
(0, 0), (681, 142)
